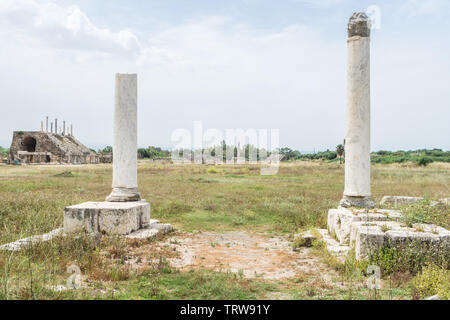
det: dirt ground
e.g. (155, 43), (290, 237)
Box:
(126, 231), (337, 282)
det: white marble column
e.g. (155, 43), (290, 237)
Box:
(46, 117), (49, 132)
(106, 73), (141, 202)
(340, 13), (375, 208)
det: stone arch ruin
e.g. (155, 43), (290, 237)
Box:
(22, 136), (37, 152)
(8, 131), (101, 165)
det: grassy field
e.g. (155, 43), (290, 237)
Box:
(0, 161), (448, 300)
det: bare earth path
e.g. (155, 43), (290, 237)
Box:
(138, 231), (337, 283)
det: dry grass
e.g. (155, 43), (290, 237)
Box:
(0, 161), (448, 299)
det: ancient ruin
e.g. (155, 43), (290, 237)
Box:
(8, 124), (100, 165)
(106, 74), (142, 202)
(340, 12), (374, 209)
(319, 13), (450, 262)
(64, 73), (171, 236)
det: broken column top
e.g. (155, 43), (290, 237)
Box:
(348, 12), (371, 38)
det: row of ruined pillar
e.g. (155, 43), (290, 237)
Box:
(40, 117), (73, 136)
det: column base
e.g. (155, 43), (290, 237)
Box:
(340, 195), (375, 209)
(64, 201), (150, 235)
(106, 187), (141, 202)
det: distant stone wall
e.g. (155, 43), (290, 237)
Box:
(99, 154), (113, 163)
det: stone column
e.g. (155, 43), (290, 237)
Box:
(51, 123), (53, 133)
(55, 119), (58, 134)
(46, 117), (49, 132)
(340, 13), (375, 208)
(63, 121), (66, 135)
(70, 124), (73, 136)
(106, 74), (141, 202)
(41, 121), (44, 132)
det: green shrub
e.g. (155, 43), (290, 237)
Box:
(402, 200), (449, 229)
(0, 146), (9, 157)
(412, 264), (450, 300)
(369, 241), (449, 275)
(417, 156), (433, 167)
(207, 167), (222, 174)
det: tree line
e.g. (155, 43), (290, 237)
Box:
(3, 143), (449, 166)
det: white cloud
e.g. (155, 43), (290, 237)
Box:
(0, 0), (141, 55)
(399, 0), (450, 17)
(295, 0), (346, 9)
(0, 1), (448, 151)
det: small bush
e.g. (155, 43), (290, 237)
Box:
(369, 241), (449, 275)
(412, 264), (450, 300)
(417, 156), (433, 167)
(207, 167), (223, 174)
(402, 200), (449, 229)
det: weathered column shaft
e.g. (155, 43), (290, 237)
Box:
(51, 123), (53, 133)
(46, 117), (48, 132)
(55, 119), (58, 134)
(341, 13), (374, 208)
(63, 121), (66, 135)
(106, 74), (141, 202)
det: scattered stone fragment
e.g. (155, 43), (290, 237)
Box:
(316, 229), (350, 262)
(51, 285), (68, 292)
(293, 231), (317, 248)
(126, 220), (173, 239)
(54, 171), (74, 177)
(380, 196), (424, 207)
(431, 198), (450, 209)
(0, 228), (63, 251)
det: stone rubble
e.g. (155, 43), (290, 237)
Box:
(0, 221), (172, 252)
(0, 228), (63, 251)
(321, 204), (449, 261)
(293, 231), (317, 248)
(380, 196), (424, 207)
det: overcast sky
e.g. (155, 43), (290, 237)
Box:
(0, 0), (449, 152)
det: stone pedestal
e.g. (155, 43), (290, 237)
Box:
(60, 73), (172, 238)
(323, 207), (449, 260)
(64, 74), (147, 236)
(64, 201), (150, 235)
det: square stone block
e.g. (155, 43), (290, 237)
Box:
(380, 196), (424, 207)
(354, 226), (385, 261)
(350, 221), (450, 260)
(64, 201), (150, 235)
(328, 207), (402, 245)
